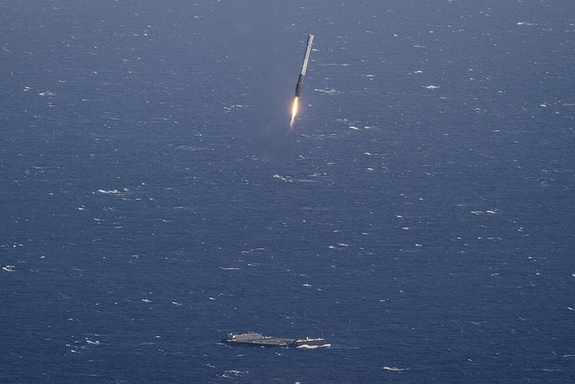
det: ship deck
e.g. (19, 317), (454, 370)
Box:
(222, 333), (297, 347)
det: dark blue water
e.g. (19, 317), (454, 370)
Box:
(2, 1), (574, 382)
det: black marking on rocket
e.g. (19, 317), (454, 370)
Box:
(295, 74), (305, 98)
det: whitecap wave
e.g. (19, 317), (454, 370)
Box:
(220, 369), (249, 378)
(97, 189), (121, 194)
(383, 366), (407, 372)
(314, 88), (341, 95)
(297, 343), (331, 349)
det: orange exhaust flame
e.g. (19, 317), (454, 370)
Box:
(289, 97), (299, 132)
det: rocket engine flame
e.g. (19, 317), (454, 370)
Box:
(290, 97), (299, 131)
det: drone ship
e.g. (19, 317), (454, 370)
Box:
(221, 332), (329, 349)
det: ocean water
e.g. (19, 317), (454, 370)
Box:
(1, 1), (574, 383)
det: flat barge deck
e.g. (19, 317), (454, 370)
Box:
(221, 332), (329, 348)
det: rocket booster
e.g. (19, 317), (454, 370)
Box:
(295, 34), (314, 97)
